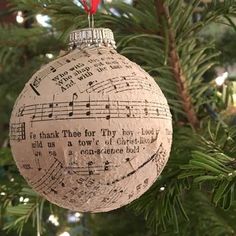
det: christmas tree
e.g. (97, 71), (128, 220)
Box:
(1, 0), (236, 235)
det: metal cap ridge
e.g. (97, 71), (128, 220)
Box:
(69, 28), (116, 50)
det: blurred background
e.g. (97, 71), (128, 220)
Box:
(1, 0), (236, 236)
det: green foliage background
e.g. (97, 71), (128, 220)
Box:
(1, 0), (236, 235)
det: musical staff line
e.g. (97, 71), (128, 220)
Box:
(32, 52), (82, 80)
(83, 75), (158, 94)
(29, 51), (86, 95)
(16, 99), (171, 122)
(107, 144), (162, 186)
(66, 161), (116, 176)
(99, 187), (125, 209)
(29, 158), (63, 193)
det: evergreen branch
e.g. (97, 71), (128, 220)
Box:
(183, 190), (236, 236)
(155, 0), (199, 129)
(1, 1), (236, 235)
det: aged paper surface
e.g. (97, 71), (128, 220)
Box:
(10, 46), (172, 212)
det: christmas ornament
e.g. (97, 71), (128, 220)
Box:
(9, 2), (172, 213)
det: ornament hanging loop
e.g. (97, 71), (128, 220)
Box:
(88, 13), (91, 28)
(91, 14), (94, 28)
(87, 13), (95, 28)
(82, 0), (100, 28)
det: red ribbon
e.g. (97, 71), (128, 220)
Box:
(82, 0), (100, 15)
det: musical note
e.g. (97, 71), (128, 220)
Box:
(50, 66), (57, 73)
(126, 105), (131, 118)
(109, 78), (118, 92)
(31, 104), (37, 120)
(48, 103), (54, 118)
(86, 82), (94, 93)
(68, 93), (78, 117)
(88, 161), (94, 175)
(86, 95), (91, 116)
(72, 92), (78, 100)
(123, 76), (130, 87)
(59, 58), (71, 64)
(86, 109), (91, 116)
(104, 161), (110, 171)
(144, 108), (148, 115)
(68, 101), (74, 117)
(50, 188), (58, 194)
(88, 80), (98, 89)
(105, 97), (111, 120)
(144, 100), (148, 116)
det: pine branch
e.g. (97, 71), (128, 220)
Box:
(155, 0), (199, 129)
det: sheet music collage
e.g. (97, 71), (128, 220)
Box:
(10, 46), (172, 212)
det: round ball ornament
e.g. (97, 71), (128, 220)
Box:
(10, 28), (172, 212)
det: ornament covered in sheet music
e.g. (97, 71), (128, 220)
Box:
(9, 28), (172, 212)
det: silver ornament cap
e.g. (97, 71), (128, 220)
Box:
(69, 28), (116, 49)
